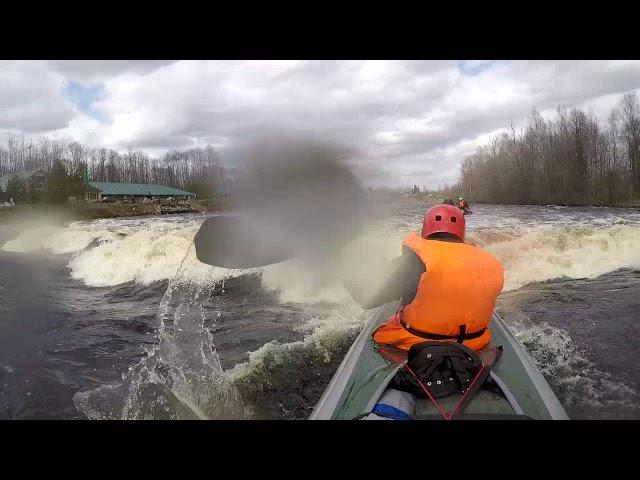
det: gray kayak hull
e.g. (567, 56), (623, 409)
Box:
(310, 301), (568, 420)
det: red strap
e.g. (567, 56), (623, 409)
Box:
(401, 362), (450, 420)
(448, 347), (501, 419)
(375, 327), (498, 420)
(447, 365), (486, 419)
(375, 344), (408, 363)
(400, 358), (488, 421)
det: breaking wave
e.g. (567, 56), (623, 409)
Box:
(230, 304), (365, 382)
(481, 224), (640, 291)
(5, 210), (640, 297)
(503, 311), (640, 419)
(2, 216), (259, 287)
(1, 225), (110, 254)
(228, 305), (366, 418)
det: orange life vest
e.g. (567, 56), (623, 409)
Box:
(398, 232), (504, 351)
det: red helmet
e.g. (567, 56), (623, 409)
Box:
(422, 204), (465, 240)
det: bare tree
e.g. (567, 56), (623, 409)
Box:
(619, 92), (640, 197)
(450, 91), (640, 207)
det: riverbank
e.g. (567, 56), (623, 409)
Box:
(430, 193), (640, 209)
(0, 198), (230, 226)
(465, 201), (640, 209)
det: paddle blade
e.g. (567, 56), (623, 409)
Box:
(193, 135), (371, 269)
(194, 215), (293, 268)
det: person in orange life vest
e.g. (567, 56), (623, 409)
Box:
(343, 204), (504, 352)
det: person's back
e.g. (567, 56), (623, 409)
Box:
(344, 204), (503, 352)
(393, 231), (503, 350)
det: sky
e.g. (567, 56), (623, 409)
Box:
(2, 60), (640, 188)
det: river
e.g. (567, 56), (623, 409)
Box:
(1, 203), (639, 419)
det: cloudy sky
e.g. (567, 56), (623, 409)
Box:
(2, 60), (640, 188)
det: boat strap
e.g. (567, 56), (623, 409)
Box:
(447, 345), (502, 419)
(401, 345), (503, 420)
(375, 344), (407, 364)
(400, 318), (486, 343)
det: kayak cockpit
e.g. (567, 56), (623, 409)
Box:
(360, 361), (527, 420)
(309, 302), (568, 420)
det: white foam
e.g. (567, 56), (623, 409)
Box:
(260, 259), (353, 305)
(259, 226), (403, 305)
(229, 305), (366, 381)
(2, 216), (258, 287)
(1, 219), (121, 254)
(68, 228), (219, 287)
(506, 312), (639, 416)
(483, 224), (640, 290)
(2, 226), (68, 253)
(6, 209), (640, 299)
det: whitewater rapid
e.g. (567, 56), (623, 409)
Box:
(5, 208), (640, 295)
(3, 205), (640, 418)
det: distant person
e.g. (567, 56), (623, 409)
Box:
(344, 205), (504, 352)
(9, 197), (15, 207)
(457, 197), (471, 214)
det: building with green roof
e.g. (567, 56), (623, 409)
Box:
(0, 169), (47, 193)
(86, 182), (196, 201)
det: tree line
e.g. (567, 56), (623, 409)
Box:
(447, 91), (640, 206)
(0, 135), (228, 203)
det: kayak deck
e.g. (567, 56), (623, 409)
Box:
(310, 301), (568, 420)
(413, 376), (516, 419)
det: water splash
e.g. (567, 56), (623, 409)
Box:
(229, 306), (366, 419)
(74, 247), (246, 419)
(504, 310), (640, 419)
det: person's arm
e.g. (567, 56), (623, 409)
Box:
(343, 248), (424, 309)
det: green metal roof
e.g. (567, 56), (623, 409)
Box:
(89, 182), (195, 197)
(0, 169), (43, 192)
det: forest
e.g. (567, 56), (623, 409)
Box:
(0, 137), (226, 203)
(449, 92), (640, 206)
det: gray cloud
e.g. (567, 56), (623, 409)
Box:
(2, 60), (640, 188)
(47, 60), (176, 82)
(0, 61), (75, 133)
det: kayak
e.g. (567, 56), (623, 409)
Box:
(309, 301), (569, 420)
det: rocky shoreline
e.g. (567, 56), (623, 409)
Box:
(0, 198), (230, 226)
